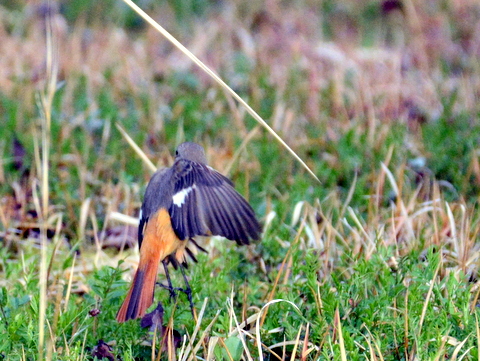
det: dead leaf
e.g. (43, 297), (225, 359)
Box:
(91, 339), (114, 361)
(140, 302), (164, 332)
(140, 303), (182, 352)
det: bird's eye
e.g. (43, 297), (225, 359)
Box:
(175, 150), (179, 156)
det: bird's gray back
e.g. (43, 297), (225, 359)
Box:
(141, 168), (174, 218)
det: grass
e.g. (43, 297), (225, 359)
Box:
(1, 0), (480, 360)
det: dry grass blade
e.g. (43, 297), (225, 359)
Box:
(301, 323), (310, 361)
(179, 297), (208, 361)
(205, 336), (219, 361)
(109, 211), (139, 226)
(451, 335), (470, 361)
(115, 122), (157, 173)
(446, 202), (457, 244)
(151, 322), (157, 361)
(226, 297), (254, 361)
(334, 308), (347, 361)
(291, 201), (305, 227)
(417, 262), (441, 336)
(37, 6), (59, 360)
(364, 334), (377, 361)
(347, 207), (374, 248)
(120, 0), (319, 183)
(186, 310), (220, 361)
(177, 336), (187, 361)
(228, 313), (261, 337)
(458, 348), (475, 361)
(78, 198), (91, 241)
(217, 338), (235, 361)
(289, 324), (303, 361)
(46, 213), (64, 280)
(255, 299), (301, 361)
(63, 255), (76, 313)
(381, 162), (399, 196)
(362, 324), (385, 361)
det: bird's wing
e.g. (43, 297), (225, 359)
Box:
(168, 159), (261, 244)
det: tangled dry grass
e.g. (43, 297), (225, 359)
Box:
(3, 1), (480, 133)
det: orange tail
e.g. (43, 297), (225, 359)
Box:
(116, 255), (160, 322)
(117, 208), (181, 323)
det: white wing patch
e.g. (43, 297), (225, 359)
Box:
(172, 185), (196, 207)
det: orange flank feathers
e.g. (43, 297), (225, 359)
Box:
(117, 208), (181, 322)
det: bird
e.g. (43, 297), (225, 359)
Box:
(116, 142), (261, 322)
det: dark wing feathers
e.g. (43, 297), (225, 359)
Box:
(169, 185), (206, 240)
(197, 186), (240, 241)
(138, 216), (147, 249)
(168, 159), (261, 244)
(201, 185), (251, 243)
(215, 184), (260, 240)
